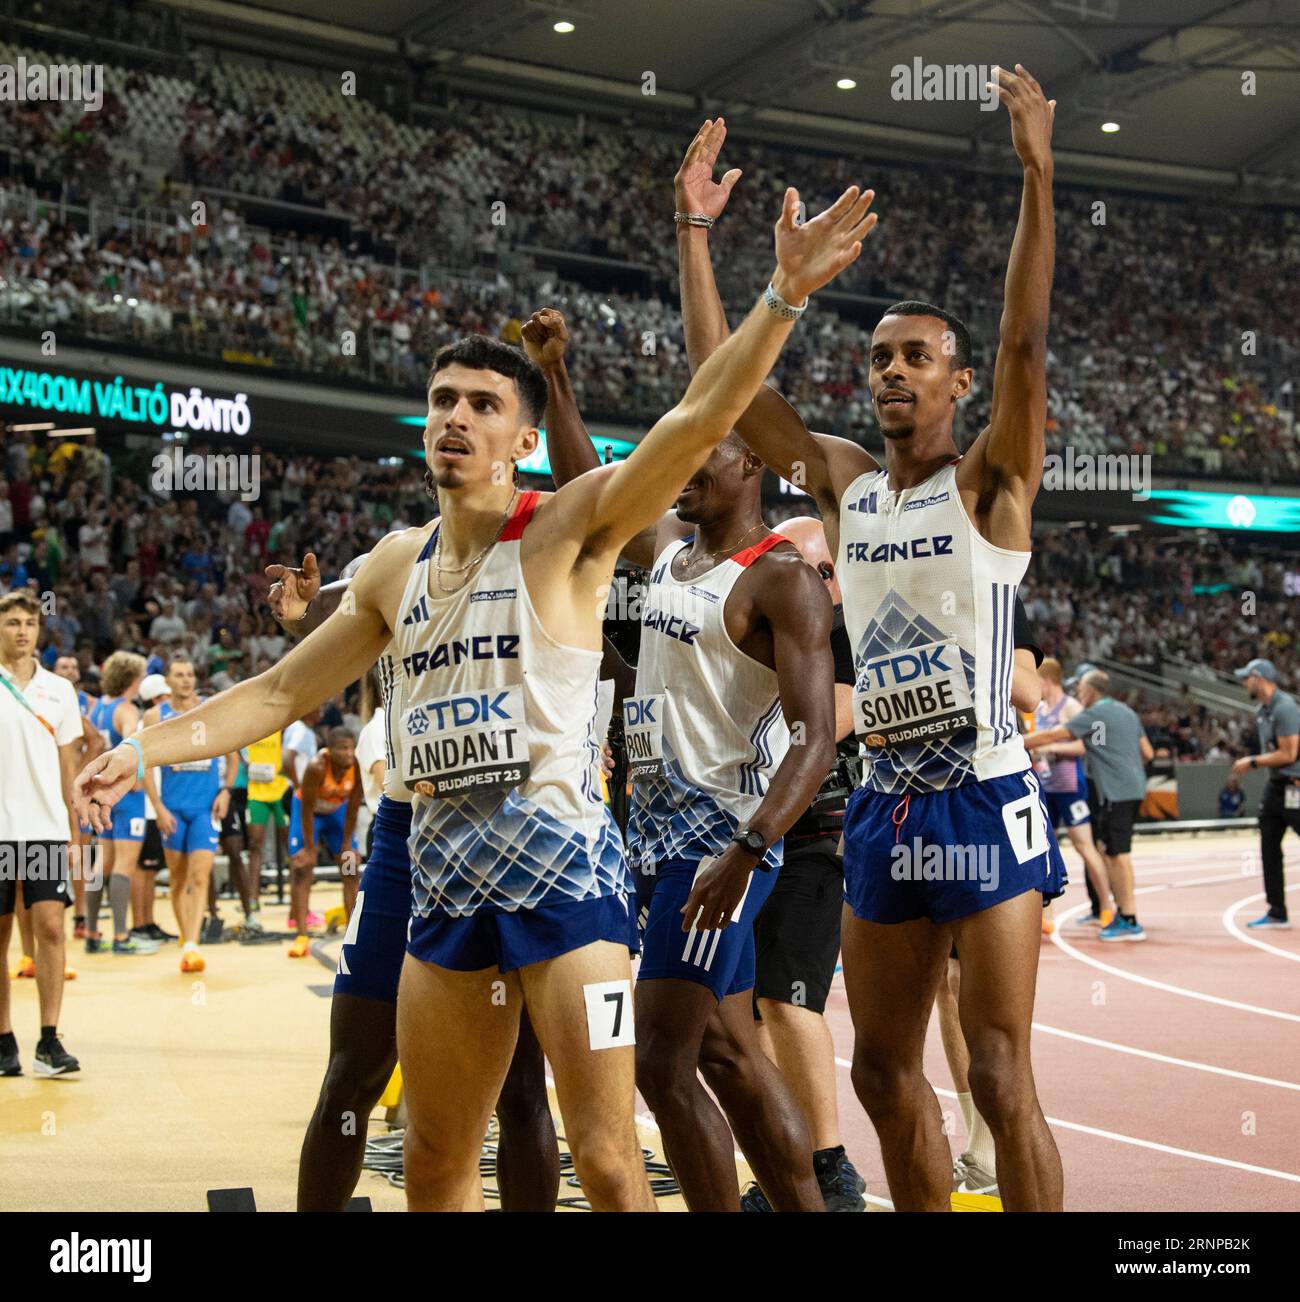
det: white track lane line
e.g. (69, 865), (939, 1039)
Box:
(1029, 1022), (1300, 1091)
(1223, 885), (1300, 964)
(1049, 900), (1300, 1023)
(833, 1060), (1300, 1185)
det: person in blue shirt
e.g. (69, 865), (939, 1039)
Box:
(141, 654), (239, 973)
(1218, 776), (1246, 819)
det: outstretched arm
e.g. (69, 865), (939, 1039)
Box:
(523, 308), (688, 568)
(957, 65), (1055, 542)
(75, 558), (394, 830)
(559, 184), (878, 556)
(674, 117), (740, 372)
(672, 121), (877, 527)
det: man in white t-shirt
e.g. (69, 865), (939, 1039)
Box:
(0, 590), (85, 1077)
(282, 712), (320, 788)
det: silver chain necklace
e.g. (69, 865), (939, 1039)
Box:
(432, 489), (518, 593)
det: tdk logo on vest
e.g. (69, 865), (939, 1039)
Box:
(846, 535), (953, 564)
(642, 606), (700, 645)
(413, 692), (512, 731)
(402, 634), (519, 677)
(860, 644), (953, 688)
(625, 698), (657, 725)
(403, 596), (431, 626)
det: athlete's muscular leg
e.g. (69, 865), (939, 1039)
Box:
(245, 821), (267, 905)
(1105, 851), (1136, 915)
(1065, 824), (1111, 909)
(110, 839), (142, 942)
(950, 890), (1063, 1211)
(298, 992), (399, 1211)
(935, 956), (970, 1093)
(31, 900), (68, 1028)
(522, 942), (654, 1212)
(634, 977), (739, 1210)
(494, 1007), (560, 1211)
(397, 954), (522, 1211)
(756, 998), (843, 1152)
(841, 907), (952, 1210)
(698, 991), (823, 1211)
(0, 914), (13, 1034)
(164, 850), (193, 942)
(179, 851), (215, 946)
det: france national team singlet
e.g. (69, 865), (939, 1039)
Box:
(392, 492), (627, 917)
(837, 461), (1031, 795)
(627, 535), (789, 872)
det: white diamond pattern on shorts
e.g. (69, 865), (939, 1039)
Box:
(856, 591), (978, 796)
(408, 787), (629, 916)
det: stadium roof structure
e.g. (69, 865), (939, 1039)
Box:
(158, 0), (1300, 197)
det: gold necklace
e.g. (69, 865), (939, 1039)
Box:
(681, 521), (769, 572)
(433, 489), (518, 593)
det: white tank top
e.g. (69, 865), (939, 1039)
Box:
(837, 461), (1029, 795)
(391, 492), (627, 915)
(627, 534), (789, 870)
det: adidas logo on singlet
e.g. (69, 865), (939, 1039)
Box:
(847, 492), (879, 513)
(403, 596), (431, 625)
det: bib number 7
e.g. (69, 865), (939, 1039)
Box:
(1001, 791), (1049, 865)
(583, 978), (635, 1050)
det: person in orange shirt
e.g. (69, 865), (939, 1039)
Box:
(287, 728), (361, 957)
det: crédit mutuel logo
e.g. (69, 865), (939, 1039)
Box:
(50, 1234), (151, 1282)
(0, 57), (104, 112)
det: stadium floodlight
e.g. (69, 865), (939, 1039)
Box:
(9, 422), (56, 432)
(553, 20), (574, 33)
(836, 78), (857, 90)
(1101, 121), (1120, 133)
(48, 427), (96, 437)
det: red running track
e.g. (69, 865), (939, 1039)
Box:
(826, 834), (1300, 1211)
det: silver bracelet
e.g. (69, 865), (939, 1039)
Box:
(763, 281), (807, 320)
(674, 211), (715, 229)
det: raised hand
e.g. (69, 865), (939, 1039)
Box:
(989, 64), (1055, 170)
(266, 551), (321, 624)
(773, 184), (878, 304)
(520, 308), (570, 368)
(674, 118), (742, 221)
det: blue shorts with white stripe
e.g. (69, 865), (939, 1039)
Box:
(636, 856), (779, 1001)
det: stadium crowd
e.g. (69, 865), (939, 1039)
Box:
(1, 36), (1297, 481)
(0, 424), (1288, 760)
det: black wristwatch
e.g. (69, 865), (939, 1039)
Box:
(731, 827), (769, 863)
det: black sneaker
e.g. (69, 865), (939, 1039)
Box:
(34, 1036), (80, 1077)
(84, 934), (107, 955)
(0, 1040), (21, 1077)
(739, 1181), (774, 1212)
(146, 924), (177, 942)
(814, 1147), (866, 1212)
(201, 915), (224, 944)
